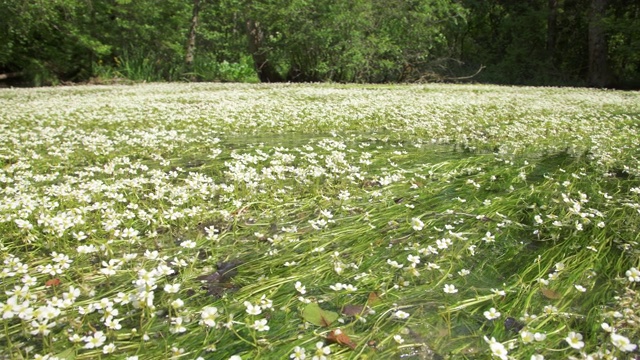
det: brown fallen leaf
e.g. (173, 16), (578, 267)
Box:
(327, 329), (357, 350)
(45, 278), (61, 287)
(342, 304), (366, 317)
(367, 292), (381, 306)
(540, 287), (562, 300)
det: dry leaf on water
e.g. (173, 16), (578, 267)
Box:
(540, 287), (562, 300)
(342, 304), (366, 317)
(327, 330), (357, 350)
(45, 278), (61, 287)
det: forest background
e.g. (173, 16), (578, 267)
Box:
(0, 0), (638, 88)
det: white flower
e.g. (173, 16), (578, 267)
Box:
(520, 330), (534, 343)
(565, 331), (584, 349)
(330, 283), (344, 291)
(290, 346), (306, 360)
(392, 310), (410, 319)
(625, 267), (640, 282)
(530, 355), (544, 360)
(312, 341), (331, 360)
(483, 307), (501, 320)
(170, 298), (184, 309)
(393, 334), (405, 344)
(574, 284), (587, 292)
(458, 269), (470, 276)
(601, 322), (613, 332)
(484, 336), (508, 360)
(200, 306), (219, 327)
(164, 283), (181, 294)
(244, 301), (262, 315)
(102, 343), (116, 354)
(250, 319), (270, 332)
(83, 331), (106, 349)
(443, 284), (458, 294)
(411, 217), (424, 231)
(610, 333), (637, 352)
(533, 332), (546, 341)
(295, 281), (306, 295)
(180, 240), (196, 248)
(343, 284), (357, 292)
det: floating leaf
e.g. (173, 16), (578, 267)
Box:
(327, 329), (357, 350)
(540, 287), (561, 300)
(342, 304), (366, 317)
(45, 278), (61, 287)
(302, 303), (339, 327)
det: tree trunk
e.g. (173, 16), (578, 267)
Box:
(245, 19), (284, 82)
(546, 0), (558, 59)
(588, 0), (612, 87)
(185, 0), (201, 80)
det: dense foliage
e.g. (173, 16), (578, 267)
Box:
(0, 0), (638, 87)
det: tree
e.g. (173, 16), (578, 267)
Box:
(588, 0), (612, 87)
(185, 0), (202, 78)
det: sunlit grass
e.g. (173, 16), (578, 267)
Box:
(0, 83), (639, 359)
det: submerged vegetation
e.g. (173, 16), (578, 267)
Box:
(0, 83), (639, 359)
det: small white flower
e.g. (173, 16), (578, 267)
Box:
(294, 281), (306, 295)
(393, 310), (410, 319)
(329, 283), (344, 291)
(574, 284), (586, 292)
(164, 283), (180, 294)
(170, 298), (184, 309)
(250, 319), (270, 332)
(483, 307), (501, 320)
(83, 331), (106, 349)
(407, 254), (420, 265)
(533, 332), (546, 341)
(290, 346), (306, 360)
(625, 267), (640, 282)
(520, 330), (534, 343)
(565, 331), (584, 349)
(313, 341), (331, 360)
(244, 301), (262, 315)
(411, 217), (424, 231)
(610, 333), (637, 352)
(484, 336), (508, 360)
(200, 306), (219, 327)
(443, 284), (458, 294)
(103, 343), (116, 354)
(343, 284), (357, 292)
(393, 334), (405, 344)
(180, 240), (197, 248)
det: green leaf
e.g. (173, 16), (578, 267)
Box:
(302, 303), (339, 327)
(55, 347), (76, 360)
